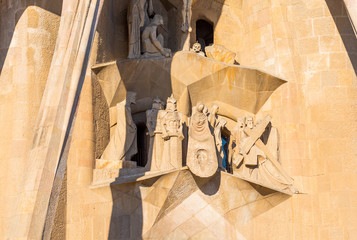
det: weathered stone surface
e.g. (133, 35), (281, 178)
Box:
(205, 44), (237, 64)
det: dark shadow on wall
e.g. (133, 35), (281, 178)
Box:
(0, 0), (62, 74)
(326, 0), (357, 75)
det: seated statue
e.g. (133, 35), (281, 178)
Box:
(141, 14), (172, 58)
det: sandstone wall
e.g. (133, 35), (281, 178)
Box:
(0, 2), (61, 238)
(235, 0), (357, 238)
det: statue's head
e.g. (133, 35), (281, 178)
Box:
(197, 104), (204, 113)
(126, 91), (136, 105)
(219, 118), (227, 127)
(152, 97), (163, 110)
(192, 42), (201, 52)
(246, 116), (254, 129)
(211, 104), (219, 114)
(166, 94), (177, 111)
(152, 14), (164, 26)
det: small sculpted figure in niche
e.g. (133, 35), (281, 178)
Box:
(127, 0), (154, 59)
(127, 0), (154, 58)
(187, 104), (218, 177)
(190, 42), (205, 57)
(101, 92), (137, 162)
(145, 97), (165, 171)
(232, 115), (294, 191)
(181, 0), (193, 32)
(142, 15), (172, 58)
(160, 95), (184, 170)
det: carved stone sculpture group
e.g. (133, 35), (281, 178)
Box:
(99, 92), (294, 191)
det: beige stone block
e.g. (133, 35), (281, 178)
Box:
(346, 228), (357, 239)
(298, 37), (319, 55)
(66, 222), (82, 240)
(322, 86), (348, 104)
(294, 19), (314, 38)
(325, 156), (343, 173)
(307, 53), (329, 71)
(208, 218), (234, 240)
(318, 192), (330, 210)
(330, 192), (351, 209)
(82, 217), (93, 240)
(165, 227), (189, 240)
(191, 228), (217, 240)
(77, 167), (92, 185)
(317, 138), (346, 158)
(312, 175), (331, 193)
(182, 192), (207, 213)
(179, 216), (206, 237)
(167, 204), (194, 226)
(319, 35), (342, 52)
(313, 17), (337, 36)
(144, 187), (169, 208)
(319, 226), (329, 239)
(329, 52), (348, 69)
(140, 202), (160, 234)
(321, 208), (340, 225)
(330, 172), (357, 191)
(194, 205), (223, 227)
(272, 21), (288, 39)
(320, 70), (339, 86)
(339, 208), (357, 226)
(339, 69), (356, 86)
(308, 6), (325, 18)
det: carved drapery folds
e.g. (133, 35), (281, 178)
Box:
(100, 92), (138, 163)
(160, 95), (184, 170)
(187, 104), (218, 178)
(145, 97), (165, 171)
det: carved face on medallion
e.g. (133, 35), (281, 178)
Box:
(195, 149), (208, 165)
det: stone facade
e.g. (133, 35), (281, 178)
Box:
(0, 0), (356, 239)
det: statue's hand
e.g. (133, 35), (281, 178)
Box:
(163, 49), (172, 58)
(139, 19), (145, 27)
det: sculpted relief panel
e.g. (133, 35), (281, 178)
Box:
(93, 90), (294, 194)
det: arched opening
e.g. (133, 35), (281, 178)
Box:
(131, 123), (150, 167)
(196, 19), (214, 51)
